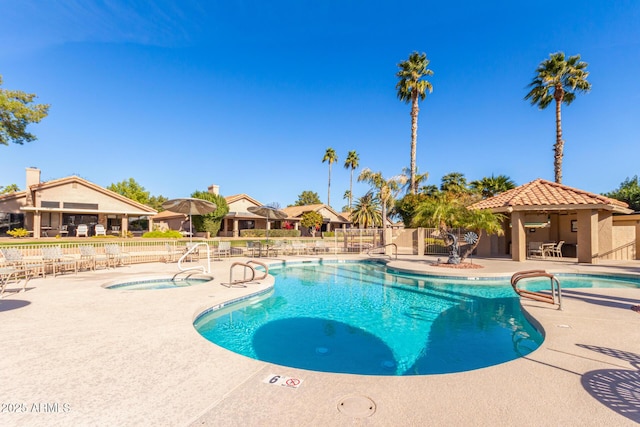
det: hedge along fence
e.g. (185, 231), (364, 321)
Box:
(239, 229), (301, 238)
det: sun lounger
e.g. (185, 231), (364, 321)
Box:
(41, 246), (78, 276)
(105, 244), (131, 267)
(0, 248), (46, 278)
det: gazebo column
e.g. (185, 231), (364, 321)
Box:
(577, 209), (598, 264)
(511, 211), (526, 261)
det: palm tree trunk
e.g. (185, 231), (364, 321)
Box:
(410, 93), (420, 195)
(349, 168), (353, 210)
(554, 95), (564, 184)
(327, 163), (332, 206)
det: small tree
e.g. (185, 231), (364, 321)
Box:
(300, 211), (323, 237)
(604, 176), (640, 211)
(190, 190), (230, 237)
(0, 183), (20, 194)
(0, 75), (50, 146)
(291, 190), (322, 206)
(108, 178), (151, 205)
(413, 194), (504, 263)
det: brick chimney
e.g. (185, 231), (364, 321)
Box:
(25, 167), (41, 206)
(208, 184), (219, 195)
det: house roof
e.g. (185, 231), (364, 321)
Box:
(7, 175), (157, 215)
(282, 204), (350, 223)
(469, 178), (632, 214)
(225, 194), (263, 206)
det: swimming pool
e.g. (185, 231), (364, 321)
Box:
(194, 261), (639, 376)
(105, 276), (212, 290)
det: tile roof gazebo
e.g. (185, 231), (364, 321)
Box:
(469, 179), (633, 263)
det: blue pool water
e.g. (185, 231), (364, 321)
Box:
(106, 277), (211, 290)
(194, 261), (639, 376)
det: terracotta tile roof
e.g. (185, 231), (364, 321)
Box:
(469, 178), (630, 212)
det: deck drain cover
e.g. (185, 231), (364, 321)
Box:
(337, 395), (376, 418)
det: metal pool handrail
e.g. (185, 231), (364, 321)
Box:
(222, 260), (269, 288)
(178, 242), (211, 274)
(510, 270), (562, 310)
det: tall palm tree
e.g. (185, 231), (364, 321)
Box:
(343, 150), (360, 210)
(525, 52), (591, 184)
(396, 52), (434, 195)
(440, 172), (469, 195)
(469, 174), (516, 199)
(322, 147), (338, 207)
(401, 166), (429, 194)
(358, 168), (406, 243)
(350, 191), (381, 228)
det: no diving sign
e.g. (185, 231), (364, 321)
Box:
(263, 374), (303, 389)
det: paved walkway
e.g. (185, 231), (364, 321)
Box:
(1, 255), (639, 426)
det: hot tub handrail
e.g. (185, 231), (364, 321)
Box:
(511, 270), (562, 310)
(178, 242), (211, 274)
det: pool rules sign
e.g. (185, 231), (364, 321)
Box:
(263, 374), (303, 389)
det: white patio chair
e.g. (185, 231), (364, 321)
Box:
(94, 224), (107, 236)
(76, 224), (89, 237)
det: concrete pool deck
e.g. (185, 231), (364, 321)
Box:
(1, 254), (639, 426)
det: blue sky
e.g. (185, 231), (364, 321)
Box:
(1, 1), (639, 210)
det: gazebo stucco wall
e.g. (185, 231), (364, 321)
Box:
(470, 179), (634, 264)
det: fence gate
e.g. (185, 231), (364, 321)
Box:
(334, 229), (384, 254)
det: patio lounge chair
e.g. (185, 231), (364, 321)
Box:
(0, 248), (46, 279)
(213, 241), (231, 259)
(291, 241), (308, 255)
(76, 224), (89, 237)
(59, 225), (69, 237)
(105, 244), (131, 267)
(164, 243), (185, 263)
(0, 266), (30, 296)
(549, 241), (564, 258)
(94, 224), (107, 236)
(527, 242), (544, 258)
(41, 246), (78, 276)
(79, 245), (108, 270)
(313, 240), (329, 254)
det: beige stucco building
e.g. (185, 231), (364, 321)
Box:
(0, 168), (157, 238)
(470, 179), (636, 263)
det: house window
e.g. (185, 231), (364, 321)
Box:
(0, 213), (24, 235)
(239, 220), (255, 230)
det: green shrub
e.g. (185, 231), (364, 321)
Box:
(142, 230), (184, 239)
(7, 228), (30, 238)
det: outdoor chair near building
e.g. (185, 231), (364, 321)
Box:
(94, 224), (107, 236)
(41, 246), (78, 277)
(59, 225), (69, 237)
(527, 242), (545, 258)
(76, 224), (89, 237)
(549, 241), (565, 258)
